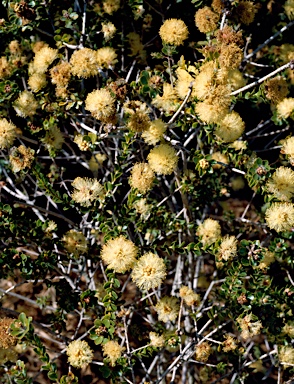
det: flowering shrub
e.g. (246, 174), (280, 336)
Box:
(0, 0), (294, 383)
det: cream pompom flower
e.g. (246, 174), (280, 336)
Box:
(195, 6), (219, 33)
(215, 111), (245, 143)
(71, 177), (105, 207)
(277, 97), (294, 119)
(154, 296), (180, 322)
(63, 230), (88, 257)
(142, 119), (167, 145)
(14, 91), (38, 118)
(266, 166), (294, 201)
(102, 340), (124, 366)
(265, 202), (294, 232)
(85, 89), (116, 122)
(101, 235), (138, 273)
(70, 48), (99, 78)
(159, 19), (189, 46)
(28, 73), (47, 92)
(66, 340), (93, 368)
(96, 47), (117, 68)
(129, 162), (155, 194)
(179, 286), (200, 306)
(217, 235), (238, 261)
(0, 118), (17, 149)
(197, 218), (221, 246)
(132, 252), (167, 290)
(149, 332), (165, 348)
(32, 46), (58, 74)
(147, 144), (178, 175)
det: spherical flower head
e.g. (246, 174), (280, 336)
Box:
(179, 286), (200, 306)
(276, 97), (294, 119)
(70, 48), (99, 78)
(193, 61), (217, 100)
(195, 100), (228, 124)
(9, 145), (34, 173)
(266, 166), (294, 201)
(132, 252), (167, 290)
(147, 144), (178, 175)
(71, 177), (105, 207)
(152, 82), (179, 113)
(217, 235), (238, 261)
(14, 91), (38, 118)
(102, 340), (124, 366)
(281, 136), (294, 164)
(235, 1), (259, 25)
(222, 334), (238, 352)
(155, 296), (180, 322)
(102, 0), (120, 14)
(0, 56), (12, 79)
(175, 68), (195, 99)
(284, 0), (294, 20)
(66, 340), (93, 368)
(195, 7), (219, 33)
(149, 332), (165, 348)
(96, 47), (117, 68)
(127, 111), (150, 132)
(219, 43), (243, 69)
(42, 126), (64, 154)
(74, 134), (91, 151)
(159, 19), (189, 46)
(282, 322), (294, 338)
(129, 162), (155, 194)
(100, 235), (138, 273)
(133, 198), (150, 218)
(264, 77), (289, 105)
(0, 118), (17, 149)
(0, 318), (17, 349)
(33, 47), (58, 74)
(142, 119), (167, 145)
(50, 62), (71, 87)
(195, 342), (212, 363)
(63, 230), (88, 257)
(265, 202), (294, 232)
(197, 218), (221, 246)
(215, 111), (245, 143)
(279, 345), (294, 366)
(28, 73), (47, 92)
(237, 313), (262, 340)
(102, 22), (116, 41)
(85, 89), (116, 122)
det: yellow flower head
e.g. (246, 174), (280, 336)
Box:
(63, 230), (88, 256)
(96, 47), (117, 68)
(195, 342), (212, 363)
(237, 313), (262, 340)
(0, 56), (12, 79)
(154, 296), (180, 322)
(129, 162), (155, 194)
(223, 334), (238, 352)
(132, 252), (167, 290)
(219, 43), (243, 69)
(9, 145), (34, 173)
(193, 61), (217, 100)
(197, 218), (221, 246)
(265, 202), (294, 232)
(264, 76), (289, 105)
(179, 286), (200, 306)
(142, 119), (167, 145)
(14, 91), (38, 118)
(127, 111), (150, 132)
(281, 136), (294, 164)
(175, 68), (195, 99)
(149, 332), (165, 348)
(42, 126), (64, 153)
(235, 1), (259, 25)
(66, 340), (93, 368)
(196, 100), (228, 124)
(284, 0), (294, 20)
(195, 7), (219, 33)
(102, 22), (116, 41)
(50, 62), (71, 87)
(152, 83), (179, 113)
(102, 0), (120, 14)
(279, 345), (294, 366)
(85, 89), (116, 122)
(28, 73), (47, 92)
(0, 318), (17, 349)
(159, 19), (189, 46)
(217, 235), (238, 261)
(147, 144), (178, 175)
(0, 118), (17, 149)
(277, 97), (294, 119)
(100, 235), (138, 273)
(215, 111), (245, 143)
(70, 48), (99, 78)
(71, 177), (105, 207)
(32, 46), (58, 74)
(266, 166), (294, 201)
(102, 340), (124, 366)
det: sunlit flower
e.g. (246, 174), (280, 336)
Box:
(102, 22), (116, 41)
(266, 166), (294, 201)
(63, 230), (88, 256)
(219, 43), (243, 69)
(132, 252), (167, 290)
(152, 83), (179, 113)
(0, 56), (12, 79)
(279, 345), (294, 366)
(195, 342), (212, 362)
(66, 340), (93, 368)
(149, 332), (165, 348)
(159, 19), (189, 46)
(154, 296), (180, 322)
(96, 47), (117, 68)
(237, 313), (262, 340)
(197, 218), (221, 246)
(179, 286), (200, 306)
(215, 111), (245, 142)
(281, 136), (294, 164)
(147, 144), (178, 175)
(70, 48), (99, 78)
(217, 235), (238, 261)
(0, 118), (17, 149)
(42, 126), (64, 153)
(32, 46), (58, 73)
(127, 111), (150, 132)
(102, 0), (120, 14)
(9, 145), (34, 173)
(142, 119), (166, 145)
(129, 162), (155, 194)
(14, 91), (38, 118)
(196, 100), (228, 124)
(222, 334), (238, 352)
(85, 89), (116, 122)
(277, 97), (294, 119)
(71, 177), (105, 207)
(102, 340), (124, 366)
(28, 73), (47, 92)
(265, 202), (294, 232)
(50, 62), (71, 87)
(100, 235), (138, 273)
